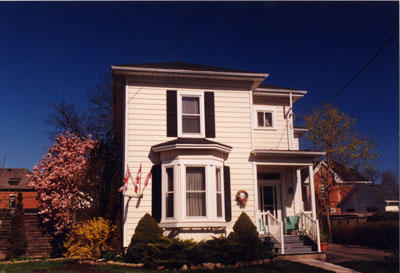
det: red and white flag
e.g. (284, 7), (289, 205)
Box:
(119, 166), (131, 195)
(134, 164), (142, 194)
(144, 171), (152, 187)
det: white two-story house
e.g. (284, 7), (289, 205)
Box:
(112, 62), (325, 255)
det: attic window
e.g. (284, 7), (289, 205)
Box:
(8, 178), (21, 186)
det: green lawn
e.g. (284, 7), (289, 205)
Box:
(337, 260), (399, 273)
(0, 259), (333, 273)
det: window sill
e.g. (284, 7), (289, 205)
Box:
(254, 127), (277, 131)
(160, 220), (227, 229)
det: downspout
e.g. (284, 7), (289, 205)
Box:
(288, 92), (293, 150)
(249, 89), (259, 224)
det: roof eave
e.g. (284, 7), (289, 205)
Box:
(111, 65), (268, 80)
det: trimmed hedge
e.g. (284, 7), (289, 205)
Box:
(332, 221), (399, 250)
(125, 212), (274, 268)
(367, 211), (399, 222)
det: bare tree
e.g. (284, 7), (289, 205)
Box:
(46, 75), (112, 140)
(381, 169), (398, 185)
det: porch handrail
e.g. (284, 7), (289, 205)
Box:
(299, 212), (321, 252)
(257, 211), (285, 254)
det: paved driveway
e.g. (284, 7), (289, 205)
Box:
(326, 244), (389, 264)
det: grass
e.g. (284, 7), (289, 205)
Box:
(337, 260), (399, 273)
(0, 259), (333, 273)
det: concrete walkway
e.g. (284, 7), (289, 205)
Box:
(299, 258), (360, 273)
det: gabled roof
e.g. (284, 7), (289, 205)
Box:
(338, 184), (399, 207)
(0, 168), (32, 190)
(303, 161), (371, 184)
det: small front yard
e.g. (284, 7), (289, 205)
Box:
(0, 259), (334, 273)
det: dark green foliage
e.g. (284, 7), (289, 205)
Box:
(332, 221), (399, 250)
(200, 236), (238, 264)
(6, 192), (28, 260)
(102, 250), (119, 262)
(125, 213), (163, 264)
(227, 212), (270, 262)
(84, 133), (123, 251)
(125, 212), (273, 268)
(367, 211), (399, 222)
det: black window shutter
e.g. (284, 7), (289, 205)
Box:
(151, 164), (162, 223)
(166, 90), (177, 137)
(204, 92), (215, 138)
(223, 165), (232, 222)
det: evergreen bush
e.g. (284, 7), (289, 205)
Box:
(124, 213), (163, 265)
(6, 192), (27, 260)
(227, 212), (270, 262)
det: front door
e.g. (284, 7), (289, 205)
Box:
(259, 180), (281, 220)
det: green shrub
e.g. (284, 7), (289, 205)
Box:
(368, 211), (399, 222)
(102, 250), (119, 261)
(125, 212), (273, 268)
(227, 212), (271, 262)
(201, 236), (237, 264)
(6, 192), (27, 260)
(124, 213), (164, 265)
(332, 221), (399, 250)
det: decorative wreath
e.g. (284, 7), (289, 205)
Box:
(236, 190), (249, 206)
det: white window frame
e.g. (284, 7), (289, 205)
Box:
(254, 105), (277, 130)
(177, 90), (205, 138)
(160, 159), (225, 225)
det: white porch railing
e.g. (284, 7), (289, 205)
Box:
(256, 211), (285, 254)
(299, 212), (321, 252)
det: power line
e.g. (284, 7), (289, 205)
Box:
(317, 26), (399, 108)
(118, 1), (208, 104)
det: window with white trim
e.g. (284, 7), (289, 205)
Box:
(254, 106), (276, 129)
(186, 167), (206, 217)
(161, 159), (224, 224)
(9, 195), (16, 208)
(257, 111), (273, 127)
(166, 167), (174, 218)
(216, 167), (223, 218)
(178, 91), (205, 137)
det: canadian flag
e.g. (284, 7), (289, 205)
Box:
(144, 171), (152, 187)
(119, 166), (131, 195)
(135, 164), (142, 194)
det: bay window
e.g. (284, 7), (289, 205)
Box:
(161, 159), (224, 225)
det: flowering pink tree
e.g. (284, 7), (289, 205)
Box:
(29, 132), (97, 235)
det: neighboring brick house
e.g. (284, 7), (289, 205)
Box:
(112, 62), (326, 254)
(302, 161), (372, 214)
(0, 168), (38, 210)
(0, 168), (51, 259)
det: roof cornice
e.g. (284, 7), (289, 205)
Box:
(152, 143), (232, 154)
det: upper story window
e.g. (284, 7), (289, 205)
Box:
(254, 106), (276, 130)
(8, 178), (21, 186)
(257, 111), (273, 127)
(182, 97), (201, 134)
(177, 91), (205, 138)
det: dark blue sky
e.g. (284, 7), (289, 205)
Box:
(0, 2), (398, 175)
